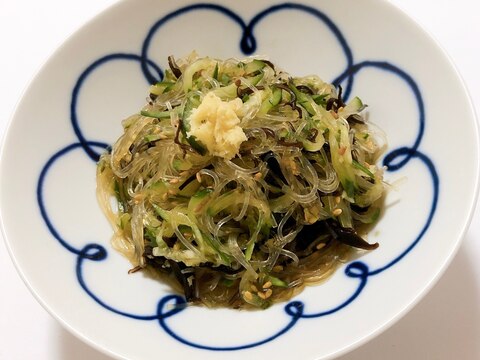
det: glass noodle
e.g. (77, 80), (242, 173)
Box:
(96, 53), (387, 309)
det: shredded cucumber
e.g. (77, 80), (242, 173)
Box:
(96, 53), (387, 309)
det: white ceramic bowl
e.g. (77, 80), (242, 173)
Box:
(1, 0), (478, 359)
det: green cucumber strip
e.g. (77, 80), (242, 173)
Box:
(339, 96), (365, 118)
(343, 179), (356, 199)
(153, 204), (171, 221)
(182, 95), (200, 129)
(212, 82), (238, 99)
(186, 135), (207, 156)
(244, 59), (266, 74)
(200, 231), (231, 265)
(141, 110), (171, 119)
(119, 213), (130, 230)
(181, 95), (208, 155)
(207, 190), (241, 216)
(245, 240), (256, 261)
(144, 134), (162, 142)
(220, 73), (231, 85)
(149, 81), (175, 95)
(249, 72), (264, 86)
(289, 83), (316, 116)
(145, 226), (158, 245)
(113, 179), (127, 213)
(344, 96), (364, 112)
(188, 188), (213, 214)
(149, 180), (168, 190)
(368, 208), (381, 223)
(178, 179), (201, 197)
(352, 160), (375, 178)
(268, 275), (288, 288)
(182, 58), (215, 92)
(153, 205), (223, 261)
(172, 158), (192, 171)
(259, 86), (282, 114)
(313, 94), (328, 106)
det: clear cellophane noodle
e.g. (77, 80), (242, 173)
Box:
(96, 53), (386, 309)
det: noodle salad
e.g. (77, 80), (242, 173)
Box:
(96, 53), (387, 309)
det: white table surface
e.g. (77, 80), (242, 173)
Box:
(1, 1), (479, 359)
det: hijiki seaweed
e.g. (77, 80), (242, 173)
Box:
(96, 53), (387, 309)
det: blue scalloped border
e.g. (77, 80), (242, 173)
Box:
(36, 2), (439, 351)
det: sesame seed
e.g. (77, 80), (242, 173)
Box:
(169, 178), (179, 184)
(316, 243), (326, 250)
(254, 172), (262, 180)
(162, 193), (168, 201)
(196, 172), (202, 183)
(168, 189), (177, 195)
(264, 289), (273, 299)
(335, 196), (341, 204)
(273, 265), (283, 272)
(133, 194), (144, 204)
(333, 208), (343, 216)
(244, 291), (253, 301)
(263, 281), (272, 289)
(257, 292), (267, 300)
(250, 285), (258, 292)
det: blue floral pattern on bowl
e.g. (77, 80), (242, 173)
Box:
(36, 2), (438, 351)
